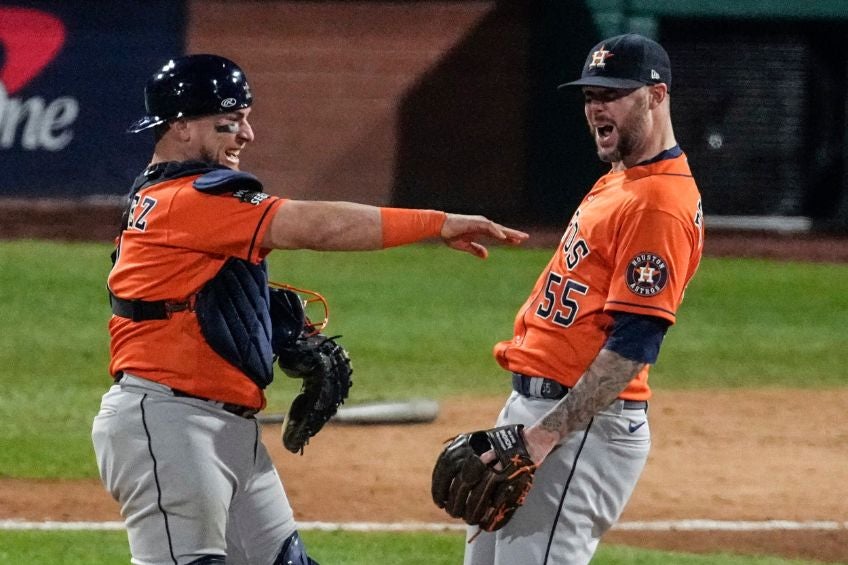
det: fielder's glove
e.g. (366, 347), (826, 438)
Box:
(431, 424), (536, 532)
(276, 332), (353, 454)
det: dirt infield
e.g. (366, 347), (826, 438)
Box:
(2, 391), (846, 563)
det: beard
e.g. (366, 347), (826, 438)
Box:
(198, 146), (217, 165)
(593, 95), (650, 164)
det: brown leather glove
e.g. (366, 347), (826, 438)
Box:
(431, 424), (536, 532)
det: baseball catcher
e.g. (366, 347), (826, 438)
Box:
(431, 424), (536, 533)
(94, 51), (528, 565)
(269, 284), (353, 454)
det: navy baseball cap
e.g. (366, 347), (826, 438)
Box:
(559, 33), (671, 91)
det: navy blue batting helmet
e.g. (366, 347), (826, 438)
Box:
(128, 54), (253, 133)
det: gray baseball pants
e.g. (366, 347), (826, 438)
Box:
(464, 391), (650, 565)
(92, 374), (296, 565)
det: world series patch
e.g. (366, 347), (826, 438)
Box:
(626, 252), (669, 296)
(233, 189), (270, 205)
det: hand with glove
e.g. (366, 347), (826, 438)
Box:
(431, 424), (536, 533)
(276, 331), (353, 454)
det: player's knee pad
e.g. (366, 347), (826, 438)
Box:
(185, 556), (226, 564)
(273, 530), (318, 565)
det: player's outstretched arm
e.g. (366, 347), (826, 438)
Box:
(262, 200), (528, 255)
(522, 350), (644, 465)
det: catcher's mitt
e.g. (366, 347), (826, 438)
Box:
(276, 332), (353, 454)
(431, 424), (536, 533)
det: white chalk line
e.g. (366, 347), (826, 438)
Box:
(611, 520), (848, 532)
(1, 519), (846, 532)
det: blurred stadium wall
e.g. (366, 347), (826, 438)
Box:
(1, 0), (847, 233)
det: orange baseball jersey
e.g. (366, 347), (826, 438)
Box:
(108, 171), (284, 409)
(494, 152), (704, 400)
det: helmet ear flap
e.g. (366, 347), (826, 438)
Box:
(128, 54), (253, 133)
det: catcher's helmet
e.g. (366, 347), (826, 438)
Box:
(128, 54), (253, 133)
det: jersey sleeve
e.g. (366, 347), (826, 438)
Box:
(165, 184), (284, 263)
(603, 312), (669, 363)
(604, 208), (695, 324)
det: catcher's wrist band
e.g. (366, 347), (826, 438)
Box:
(380, 207), (447, 248)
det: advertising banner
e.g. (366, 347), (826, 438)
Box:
(0, 1), (185, 197)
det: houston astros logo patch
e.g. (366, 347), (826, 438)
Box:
(626, 252), (669, 296)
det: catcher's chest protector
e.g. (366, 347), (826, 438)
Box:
(195, 259), (275, 388)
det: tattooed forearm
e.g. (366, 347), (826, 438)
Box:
(537, 349), (644, 441)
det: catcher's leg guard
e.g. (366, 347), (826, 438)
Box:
(185, 556), (227, 564)
(273, 531), (318, 565)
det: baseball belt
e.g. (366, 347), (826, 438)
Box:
(109, 291), (192, 321)
(117, 373), (258, 419)
(171, 389), (259, 419)
(511, 372), (647, 411)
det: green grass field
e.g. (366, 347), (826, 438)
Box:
(0, 239), (844, 564)
(0, 529), (832, 565)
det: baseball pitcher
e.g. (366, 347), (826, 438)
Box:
(431, 34), (705, 565)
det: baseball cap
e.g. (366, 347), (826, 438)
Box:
(559, 33), (671, 91)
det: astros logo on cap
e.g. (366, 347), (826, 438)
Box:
(589, 46), (613, 69)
